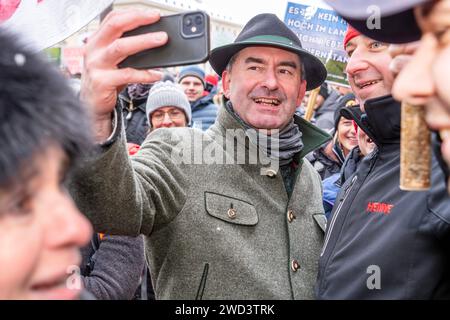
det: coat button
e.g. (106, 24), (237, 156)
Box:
(265, 169), (277, 178)
(227, 208), (237, 219)
(287, 209), (296, 223)
(291, 259), (300, 272)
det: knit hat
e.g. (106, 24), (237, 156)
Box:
(334, 93), (357, 132)
(343, 25), (361, 48)
(146, 81), (192, 126)
(178, 66), (206, 88)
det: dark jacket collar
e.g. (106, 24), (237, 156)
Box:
(363, 95), (401, 145)
(341, 95), (400, 147)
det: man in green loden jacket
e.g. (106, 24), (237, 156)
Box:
(71, 10), (330, 299)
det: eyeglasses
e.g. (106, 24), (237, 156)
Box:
(152, 109), (185, 122)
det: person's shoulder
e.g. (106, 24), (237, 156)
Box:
(146, 127), (199, 142)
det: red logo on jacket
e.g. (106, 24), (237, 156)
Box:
(366, 202), (394, 215)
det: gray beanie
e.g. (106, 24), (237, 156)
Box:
(146, 81), (192, 126)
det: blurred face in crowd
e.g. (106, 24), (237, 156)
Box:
(313, 94), (325, 111)
(345, 35), (394, 108)
(150, 106), (188, 130)
(179, 76), (204, 102)
(337, 117), (358, 156)
(357, 125), (376, 156)
(0, 146), (92, 300)
(222, 46), (306, 130)
(392, 0), (450, 167)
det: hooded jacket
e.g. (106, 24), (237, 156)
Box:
(117, 89), (149, 145)
(316, 95), (450, 299)
(315, 90), (341, 132)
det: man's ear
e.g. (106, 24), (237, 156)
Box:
(221, 70), (232, 99)
(296, 80), (307, 106)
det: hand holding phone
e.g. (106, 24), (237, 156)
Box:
(80, 9), (168, 142)
(118, 11), (210, 69)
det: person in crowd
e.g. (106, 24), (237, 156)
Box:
(69, 10), (331, 299)
(117, 83), (153, 145)
(0, 29), (93, 300)
(178, 65), (218, 130)
(325, 0), (450, 191)
(322, 101), (376, 219)
(312, 83), (342, 132)
(80, 233), (145, 300)
(309, 93), (359, 180)
(314, 19), (450, 299)
(147, 80), (192, 131)
(204, 73), (219, 96)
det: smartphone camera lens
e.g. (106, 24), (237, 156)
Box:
(182, 13), (204, 38)
(195, 16), (203, 25)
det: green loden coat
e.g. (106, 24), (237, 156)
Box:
(70, 106), (331, 300)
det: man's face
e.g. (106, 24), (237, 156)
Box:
(222, 46), (306, 130)
(345, 35), (394, 107)
(0, 146), (92, 299)
(392, 1), (450, 167)
(179, 76), (204, 102)
(151, 106), (188, 130)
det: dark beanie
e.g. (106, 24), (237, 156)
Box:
(334, 93), (357, 132)
(178, 66), (206, 88)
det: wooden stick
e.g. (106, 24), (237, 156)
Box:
(304, 87), (320, 122)
(400, 102), (431, 191)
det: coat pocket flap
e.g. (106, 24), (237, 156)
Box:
(205, 192), (258, 226)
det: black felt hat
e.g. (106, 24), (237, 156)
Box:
(324, 0), (428, 44)
(209, 13), (327, 91)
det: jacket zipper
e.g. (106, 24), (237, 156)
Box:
(320, 174), (358, 257)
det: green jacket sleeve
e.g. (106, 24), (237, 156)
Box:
(69, 112), (188, 237)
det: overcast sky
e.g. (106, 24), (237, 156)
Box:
(201, 0), (329, 24)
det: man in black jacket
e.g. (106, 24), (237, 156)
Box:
(315, 25), (450, 299)
(324, 0), (450, 191)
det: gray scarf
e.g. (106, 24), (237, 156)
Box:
(225, 102), (303, 166)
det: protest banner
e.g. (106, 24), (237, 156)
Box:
(284, 0), (349, 87)
(0, 0), (113, 51)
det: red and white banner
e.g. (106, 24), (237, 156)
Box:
(0, 0), (113, 51)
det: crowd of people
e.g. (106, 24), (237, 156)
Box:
(1, 0), (450, 300)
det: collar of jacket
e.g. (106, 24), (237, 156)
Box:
(190, 94), (214, 110)
(363, 94), (401, 146)
(215, 105), (331, 161)
(118, 91), (147, 113)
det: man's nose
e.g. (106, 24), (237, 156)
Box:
(261, 68), (279, 90)
(392, 33), (437, 105)
(345, 49), (370, 75)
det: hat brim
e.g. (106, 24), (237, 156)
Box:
(343, 10), (422, 44)
(324, 0), (428, 20)
(209, 41), (327, 91)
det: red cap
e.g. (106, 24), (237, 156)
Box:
(344, 25), (361, 48)
(205, 74), (219, 87)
